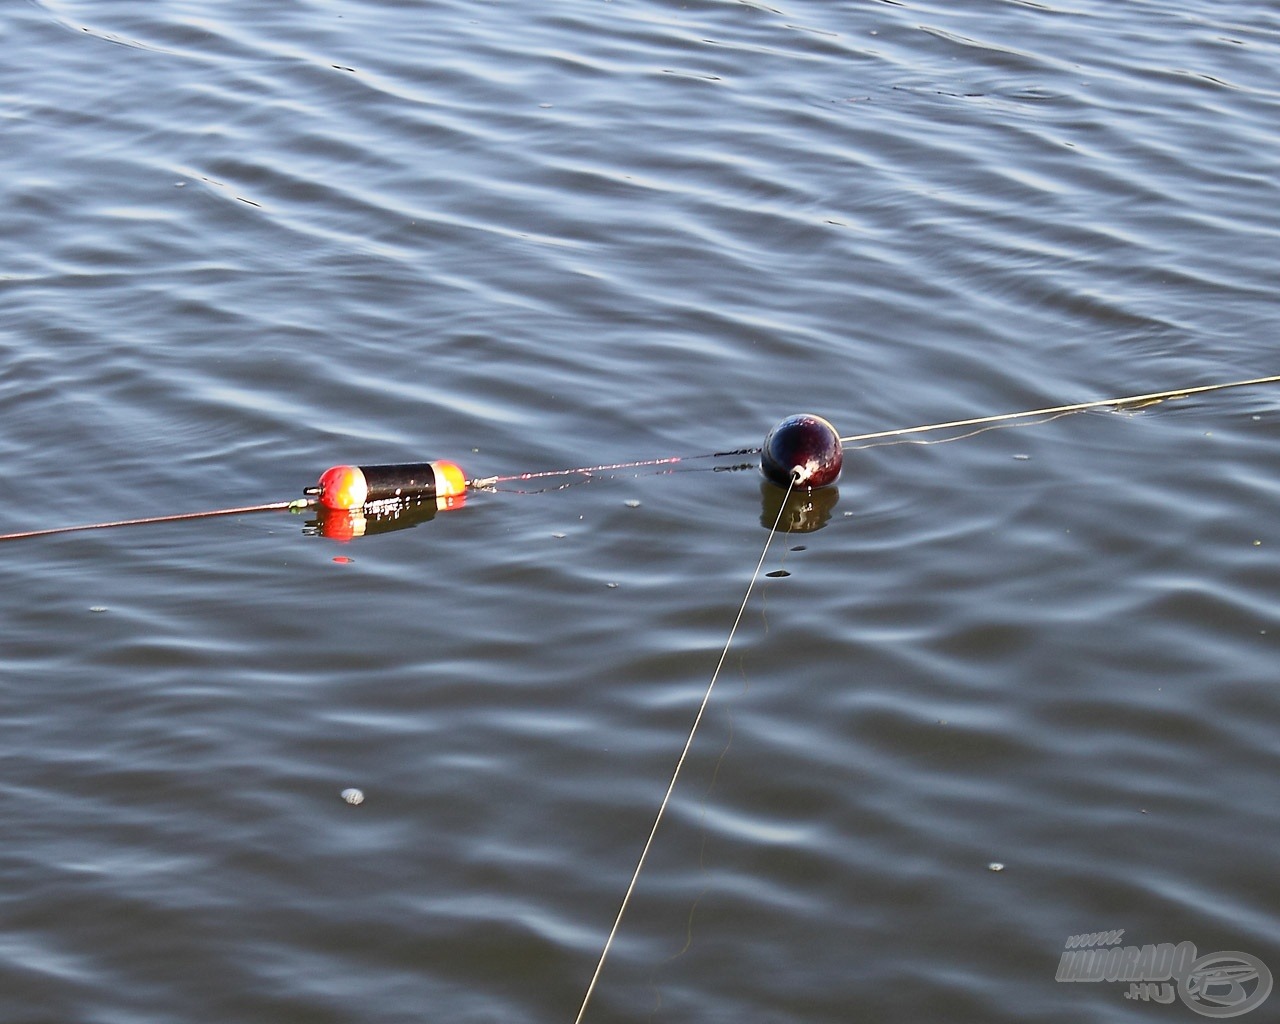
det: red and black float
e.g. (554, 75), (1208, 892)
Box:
(307, 461), (469, 511)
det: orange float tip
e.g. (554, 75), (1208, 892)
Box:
(316, 465), (368, 510)
(431, 460), (467, 499)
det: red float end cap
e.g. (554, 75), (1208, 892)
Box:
(317, 465), (368, 510)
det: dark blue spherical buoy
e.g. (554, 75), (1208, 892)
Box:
(761, 414), (842, 489)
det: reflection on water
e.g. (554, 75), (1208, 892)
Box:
(759, 480), (842, 534)
(305, 499), (450, 543)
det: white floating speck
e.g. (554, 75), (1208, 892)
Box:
(624, 499), (641, 508)
(988, 862), (1005, 872)
(606, 582), (619, 589)
(89, 606), (108, 613)
(1013, 454), (1030, 461)
(341, 788), (364, 806)
(552, 532), (566, 539)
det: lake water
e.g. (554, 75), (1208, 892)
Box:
(2, 1), (1278, 1021)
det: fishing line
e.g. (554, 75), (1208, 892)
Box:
(843, 409), (1081, 452)
(481, 375), (1280, 489)
(834, 373), (1280, 447)
(479, 374), (1280, 491)
(0, 500), (311, 542)
(571, 473), (797, 1024)
(467, 447), (761, 490)
(479, 459), (761, 496)
(658, 564), (773, 977)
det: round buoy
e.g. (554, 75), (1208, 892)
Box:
(760, 414), (842, 489)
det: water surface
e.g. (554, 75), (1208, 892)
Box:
(3, 1), (1279, 1021)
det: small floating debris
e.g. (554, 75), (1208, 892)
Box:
(765, 569), (790, 578)
(341, 788), (365, 806)
(624, 499), (641, 508)
(89, 605), (108, 613)
(988, 861), (1005, 872)
(1013, 453), (1031, 461)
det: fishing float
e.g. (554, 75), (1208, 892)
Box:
(1, 374), (1277, 544)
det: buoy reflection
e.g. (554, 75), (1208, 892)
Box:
(759, 482), (839, 533)
(306, 492), (463, 542)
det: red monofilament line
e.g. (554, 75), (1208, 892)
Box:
(477, 447), (762, 486)
(490, 456), (684, 483)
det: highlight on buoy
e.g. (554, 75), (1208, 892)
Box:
(308, 461), (467, 511)
(760, 414), (842, 489)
